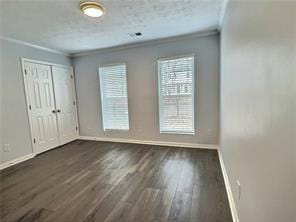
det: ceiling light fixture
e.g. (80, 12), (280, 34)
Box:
(80, 1), (105, 18)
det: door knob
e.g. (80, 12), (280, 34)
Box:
(52, 110), (56, 113)
(57, 109), (61, 113)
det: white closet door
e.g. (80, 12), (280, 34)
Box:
(52, 66), (78, 145)
(24, 62), (59, 154)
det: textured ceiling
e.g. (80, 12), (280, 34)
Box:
(0, 0), (223, 54)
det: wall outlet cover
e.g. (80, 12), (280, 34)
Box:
(207, 129), (213, 136)
(4, 144), (11, 152)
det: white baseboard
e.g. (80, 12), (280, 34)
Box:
(218, 150), (239, 222)
(78, 136), (219, 150)
(0, 153), (35, 171)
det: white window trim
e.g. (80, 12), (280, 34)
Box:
(98, 63), (130, 131)
(99, 62), (127, 68)
(157, 54), (195, 135)
(157, 53), (195, 62)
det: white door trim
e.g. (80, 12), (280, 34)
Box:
(21, 58), (72, 69)
(21, 57), (79, 155)
(70, 66), (80, 137)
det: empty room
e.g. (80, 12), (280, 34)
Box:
(0, 0), (295, 222)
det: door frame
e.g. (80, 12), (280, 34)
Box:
(21, 57), (79, 155)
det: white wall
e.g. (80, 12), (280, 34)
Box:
(73, 34), (220, 145)
(220, 1), (296, 222)
(0, 38), (71, 164)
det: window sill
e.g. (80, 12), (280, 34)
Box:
(103, 129), (130, 132)
(160, 131), (195, 135)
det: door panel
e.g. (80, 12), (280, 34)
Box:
(24, 62), (59, 154)
(52, 66), (78, 145)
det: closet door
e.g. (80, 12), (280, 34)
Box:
(23, 61), (59, 154)
(52, 66), (79, 145)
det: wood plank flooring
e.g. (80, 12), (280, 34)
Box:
(0, 140), (232, 222)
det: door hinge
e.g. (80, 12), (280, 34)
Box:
(24, 69), (27, 75)
(73, 101), (76, 106)
(33, 138), (36, 144)
(29, 105), (32, 110)
(76, 126), (78, 131)
(71, 75), (73, 79)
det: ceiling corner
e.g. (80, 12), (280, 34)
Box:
(219, 0), (230, 30)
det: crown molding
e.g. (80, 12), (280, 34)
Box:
(71, 28), (219, 57)
(1, 28), (219, 58)
(0, 36), (70, 56)
(219, 0), (230, 30)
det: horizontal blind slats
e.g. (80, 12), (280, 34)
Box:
(99, 64), (129, 130)
(158, 56), (194, 134)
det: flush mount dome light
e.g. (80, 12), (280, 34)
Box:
(80, 1), (105, 18)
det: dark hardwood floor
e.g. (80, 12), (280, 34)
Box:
(0, 140), (232, 222)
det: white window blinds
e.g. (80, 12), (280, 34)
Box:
(99, 64), (129, 130)
(158, 55), (195, 134)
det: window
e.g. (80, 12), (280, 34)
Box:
(158, 55), (195, 134)
(99, 64), (129, 130)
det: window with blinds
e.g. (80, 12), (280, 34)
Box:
(158, 55), (195, 134)
(99, 64), (129, 130)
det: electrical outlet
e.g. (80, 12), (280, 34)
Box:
(4, 144), (11, 152)
(207, 129), (213, 136)
(237, 180), (241, 200)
